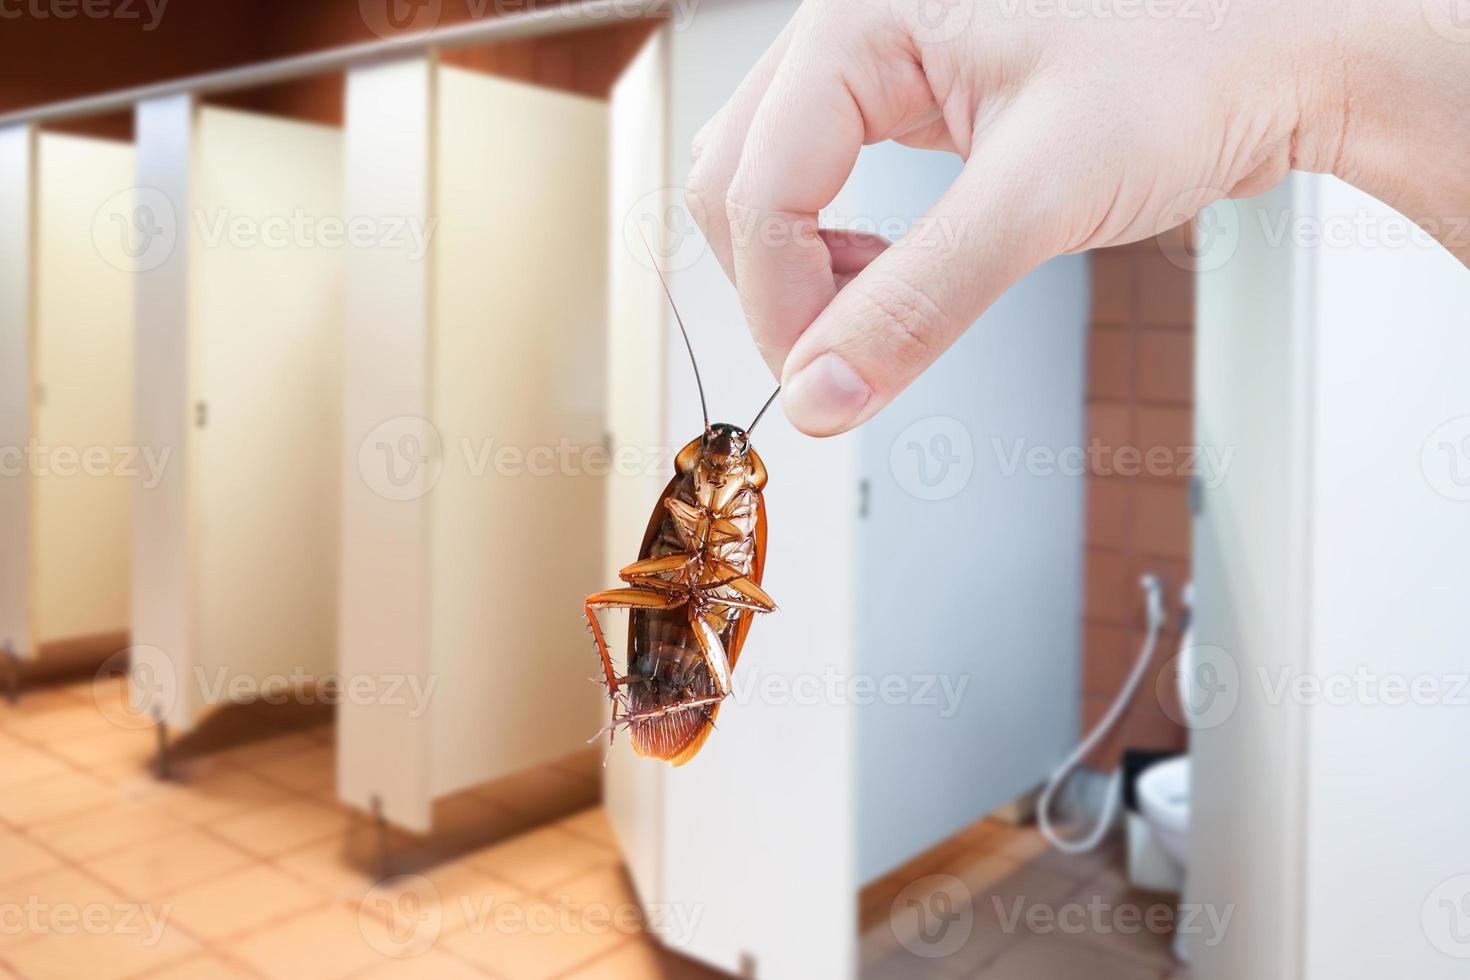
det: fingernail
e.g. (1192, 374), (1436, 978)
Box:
(782, 353), (872, 434)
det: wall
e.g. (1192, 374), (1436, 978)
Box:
(1082, 233), (1195, 768)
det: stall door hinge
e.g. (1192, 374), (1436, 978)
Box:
(195, 401), (208, 428)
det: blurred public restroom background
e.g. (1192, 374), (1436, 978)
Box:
(2, 2), (1468, 980)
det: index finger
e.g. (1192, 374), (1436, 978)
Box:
(725, 49), (866, 375)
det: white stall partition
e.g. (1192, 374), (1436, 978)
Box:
(0, 124), (36, 662)
(601, 6), (1087, 977)
(133, 102), (343, 731)
(602, 6), (861, 978)
(603, 26), (671, 915)
(1191, 175), (1470, 979)
(338, 58), (608, 831)
(0, 128), (134, 663)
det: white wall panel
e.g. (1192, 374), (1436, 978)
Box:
(337, 55), (438, 831)
(659, 3), (859, 977)
(133, 95), (197, 728)
(32, 134), (135, 645)
(1192, 175), (1470, 980)
(1299, 178), (1470, 980)
(0, 125), (35, 659)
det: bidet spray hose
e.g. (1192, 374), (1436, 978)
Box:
(1037, 574), (1167, 855)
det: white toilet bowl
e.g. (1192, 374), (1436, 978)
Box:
(1138, 756), (1190, 865)
(1137, 756), (1192, 961)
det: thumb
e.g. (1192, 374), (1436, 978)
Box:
(779, 103), (1078, 436)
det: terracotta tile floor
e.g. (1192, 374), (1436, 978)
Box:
(859, 818), (1194, 979)
(4, 675), (1194, 979)
(0, 678), (723, 980)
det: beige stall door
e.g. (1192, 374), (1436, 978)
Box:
(32, 134), (134, 645)
(429, 67), (608, 797)
(194, 108), (342, 692)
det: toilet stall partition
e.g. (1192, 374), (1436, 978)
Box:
(337, 55), (608, 832)
(0, 125), (35, 663)
(131, 102), (344, 732)
(0, 127), (133, 664)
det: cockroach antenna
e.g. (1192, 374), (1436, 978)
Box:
(746, 386), (781, 435)
(637, 228), (710, 432)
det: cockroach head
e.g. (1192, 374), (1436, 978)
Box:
(702, 422), (750, 462)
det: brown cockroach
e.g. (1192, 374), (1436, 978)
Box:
(583, 248), (779, 766)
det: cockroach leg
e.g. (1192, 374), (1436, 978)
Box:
(583, 588), (687, 697)
(690, 610), (733, 696)
(620, 693), (726, 723)
(618, 553), (691, 582)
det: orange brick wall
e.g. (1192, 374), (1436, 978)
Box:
(1081, 234), (1195, 769)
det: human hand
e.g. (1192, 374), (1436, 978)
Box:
(686, 0), (1470, 435)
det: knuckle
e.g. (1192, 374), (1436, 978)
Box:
(683, 175), (723, 232)
(848, 277), (949, 367)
